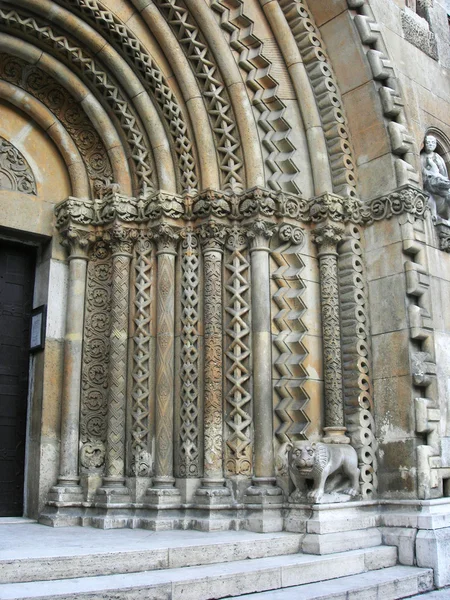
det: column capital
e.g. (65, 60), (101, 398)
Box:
(312, 221), (346, 255)
(246, 219), (275, 251)
(196, 221), (227, 252)
(103, 224), (139, 256)
(150, 223), (181, 255)
(60, 225), (94, 259)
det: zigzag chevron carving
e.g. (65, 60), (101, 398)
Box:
(271, 235), (310, 474)
(212, 0), (301, 195)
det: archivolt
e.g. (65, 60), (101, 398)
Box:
(0, 41), (134, 196)
(48, 0), (203, 193)
(0, 79), (89, 198)
(0, 7), (157, 194)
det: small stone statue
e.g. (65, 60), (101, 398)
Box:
(421, 134), (450, 221)
(288, 441), (360, 504)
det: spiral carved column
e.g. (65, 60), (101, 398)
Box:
(195, 223), (230, 504)
(313, 221), (349, 444)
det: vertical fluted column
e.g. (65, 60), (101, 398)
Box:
(56, 227), (92, 495)
(313, 222), (349, 444)
(246, 222), (280, 487)
(147, 224), (181, 505)
(100, 226), (136, 496)
(196, 223), (230, 503)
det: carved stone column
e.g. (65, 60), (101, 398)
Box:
(98, 225), (136, 499)
(146, 223), (181, 506)
(313, 222), (349, 444)
(195, 223), (230, 504)
(244, 221), (282, 532)
(55, 226), (92, 498)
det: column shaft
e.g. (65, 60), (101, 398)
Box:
(318, 252), (344, 430)
(154, 250), (177, 486)
(203, 248), (224, 482)
(59, 255), (88, 485)
(313, 221), (348, 443)
(104, 245), (133, 485)
(250, 247), (275, 480)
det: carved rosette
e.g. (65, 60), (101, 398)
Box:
(152, 224), (180, 486)
(312, 222), (348, 443)
(197, 223), (227, 481)
(80, 241), (112, 473)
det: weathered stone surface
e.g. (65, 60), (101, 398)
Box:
(1, 0), (450, 588)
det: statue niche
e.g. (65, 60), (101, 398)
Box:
(421, 134), (450, 221)
(288, 441), (360, 504)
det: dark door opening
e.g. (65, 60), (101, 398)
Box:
(0, 240), (35, 516)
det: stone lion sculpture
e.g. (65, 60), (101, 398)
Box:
(288, 441), (360, 503)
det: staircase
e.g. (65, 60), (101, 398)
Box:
(0, 525), (434, 600)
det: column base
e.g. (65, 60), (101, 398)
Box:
(244, 478), (283, 532)
(195, 478), (232, 507)
(244, 477), (284, 500)
(145, 480), (182, 509)
(322, 426), (350, 444)
(95, 477), (131, 507)
(39, 504), (84, 527)
(46, 476), (84, 503)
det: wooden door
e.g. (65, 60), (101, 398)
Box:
(0, 240), (35, 516)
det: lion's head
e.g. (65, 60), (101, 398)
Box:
(288, 441), (329, 476)
(289, 442), (317, 474)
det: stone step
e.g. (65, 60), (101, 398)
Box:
(0, 530), (302, 584)
(0, 546), (397, 600)
(226, 565), (434, 600)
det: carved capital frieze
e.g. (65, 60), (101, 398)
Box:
(246, 219), (274, 251)
(312, 222), (346, 255)
(306, 192), (364, 224)
(364, 185), (429, 223)
(192, 189), (232, 219)
(196, 221), (227, 252)
(99, 191), (139, 224)
(55, 196), (95, 230)
(151, 223), (181, 255)
(143, 190), (185, 220)
(239, 186), (277, 219)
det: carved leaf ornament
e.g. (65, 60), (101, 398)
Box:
(0, 136), (36, 195)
